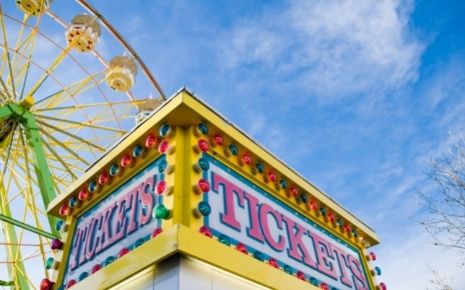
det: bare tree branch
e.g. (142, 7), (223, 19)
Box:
(419, 139), (465, 252)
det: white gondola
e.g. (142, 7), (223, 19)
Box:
(135, 98), (161, 124)
(106, 56), (137, 92)
(16, 0), (48, 16)
(66, 14), (101, 52)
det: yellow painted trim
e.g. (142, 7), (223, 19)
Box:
(177, 225), (319, 290)
(53, 217), (76, 285)
(68, 225), (179, 290)
(49, 88), (377, 257)
(159, 131), (177, 230)
(186, 126), (206, 230)
(360, 248), (378, 290)
(171, 127), (190, 226)
(66, 225), (322, 290)
(66, 149), (165, 218)
(177, 91), (378, 245)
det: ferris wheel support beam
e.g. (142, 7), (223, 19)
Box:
(0, 181), (30, 290)
(0, 213), (59, 240)
(0, 104), (60, 236)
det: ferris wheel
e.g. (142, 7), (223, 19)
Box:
(0, 0), (165, 288)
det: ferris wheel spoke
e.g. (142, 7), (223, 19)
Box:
(34, 70), (106, 109)
(10, 14), (33, 66)
(35, 117), (126, 136)
(1, 124), (18, 178)
(21, 248), (50, 263)
(3, 158), (37, 197)
(54, 110), (136, 140)
(0, 181), (30, 290)
(0, 8), (18, 100)
(40, 137), (77, 180)
(0, 83), (9, 103)
(35, 114), (126, 134)
(24, 45), (73, 98)
(9, 14), (37, 93)
(46, 154), (88, 169)
(0, 76), (14, 101)
(35, 119), (105, 152)
(34, 99), (150, 112)
(13, 264), (37, 290)
(13, 22), (41, 100)
(45, 10), (67, 28)
(40, 145), (88, 172)
(3, 161), (37, 206)
(38, 126), (90, 166)
(0, 44), (6, 78)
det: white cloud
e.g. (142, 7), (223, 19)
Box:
(223, 27), (284, 69)
(376, 230), (465, 290)
(220, 0), (424, 101)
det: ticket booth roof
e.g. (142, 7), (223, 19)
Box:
(47, 87), (379, 246)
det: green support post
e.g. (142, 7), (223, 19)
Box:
(0, 104), (60, 236)
(0, 103), (63, 289)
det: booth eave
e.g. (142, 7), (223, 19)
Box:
(47, 88), (379, 246)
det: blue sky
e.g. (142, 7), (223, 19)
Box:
(91, 0), (465, 289)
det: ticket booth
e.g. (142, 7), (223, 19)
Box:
(44, 89), (385, 290)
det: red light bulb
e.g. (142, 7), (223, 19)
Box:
(310, 200), (318, 211)
(40, 278), (54, 290)
(368, 252), (377, 261)
(197, 139), (209, 152)
(145, 134), (158, 148)
(296, 271), (306, 281)
(213, 134), (224, 146)
(328, 212), (336, 223)
(199, 226), (212, 237)
(152, 228), (163, 238)
(267, 171), (276, 182)
(91, 264), (102, 273)
(236, 243), (248, 254)
(118, 247), (129, 257)
(66, 279), (76, 289)
(98, 171), (109, 185)
(59, 204), (70, 216)
(241, 153), (252, 165)
(120, 154), (133, 168)
(156, 180), (166, 195)
(78, 187), (89, 201)
(290, 186), (299, 197)
(197, 179), (210, 193)
(268, 258), (279, 268)
(158, 140), (169, 154)
(344, 224), (352, 233)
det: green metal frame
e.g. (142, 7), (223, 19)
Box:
(0, 104), (57, 208)
(0, 213), (59, 240)
(0, 103), (61, 289)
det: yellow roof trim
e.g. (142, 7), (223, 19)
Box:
(180, 90), (379, 245)
(48, 88), (379, 245)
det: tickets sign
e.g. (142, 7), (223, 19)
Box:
(62, 156), (165, 286)
(203, 154), (370, 290)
